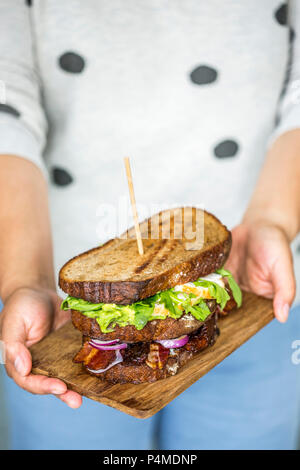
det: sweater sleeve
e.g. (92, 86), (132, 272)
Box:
(269, 0), (300, 146)
(0, 1), (47, 173)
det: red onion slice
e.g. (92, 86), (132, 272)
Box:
(89, 338), (119, 346)
(156, 335), (189, 349)
(87, 350), (123, 374)
(89, 340), (127, 351)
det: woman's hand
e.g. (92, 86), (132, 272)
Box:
(226, 221), (296, 323)
(226, 130), (300, 322)
(0, 286), (82, 408)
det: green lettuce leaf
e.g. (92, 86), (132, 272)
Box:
(216, 268), (242, 307)
(183, 299), (212, 321)
(193, 279), (230, 310)
(61, 296), (104, 311)
(132, 297), (157, 329)
(61, 268), (242, 332)
(159, 291), (183, 319)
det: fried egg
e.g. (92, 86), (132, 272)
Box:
(173, 272), (224, 300)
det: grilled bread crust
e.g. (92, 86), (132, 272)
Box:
(59, 207), (231, 304)
(77, 314), (218, 384)
(71, 300), (217, 342)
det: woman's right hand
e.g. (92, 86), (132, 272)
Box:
(0, 286), (82, 408)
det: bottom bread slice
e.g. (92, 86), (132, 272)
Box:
(73, 313), (218, 384)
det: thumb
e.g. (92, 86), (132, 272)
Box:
(2, 314), (32, 377)
(272, 249), (296, 323)
(225, 224), (248, 286)
(5, 341), (32, 377)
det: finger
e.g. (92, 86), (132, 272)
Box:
(1, 303), (52, 349)
(8, 370), (67, 395)
(225, 225), (248, 283)
(272, 251), (296, 323)
(4, 341), (32, 377)
(53, 308), (71, 331)
(4, 341), (67, 395)
(50, 293), (70, 330)
(1, 313), (27, 344)
(5, 341), (76, 398)
(273, 297), (290, 324)
(56, 390), (83, 409)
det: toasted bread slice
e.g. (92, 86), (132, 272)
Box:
(71, 299), (217, 342)
(59, 207), (231, 304)
(74, 314), (218, 384)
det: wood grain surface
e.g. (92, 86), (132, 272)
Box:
(30, 291), (274, 419)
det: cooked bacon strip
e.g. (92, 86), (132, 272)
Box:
(146, 343), (169, 370)
(184, 334), (208, 352)
(74, 342), (116, 370)
(73, 342), (94, 364)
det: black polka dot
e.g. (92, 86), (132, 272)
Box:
(274, 3), (288, 26)
(214, 140), (239, 159)
(0, 103), (20, 118)
(58, 52), (85, 74)
(25, 0), (32, 5)
(190, 65), (218, 85)
(52, 167), (73, 186)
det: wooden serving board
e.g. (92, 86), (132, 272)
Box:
(30, 292), (273, 419)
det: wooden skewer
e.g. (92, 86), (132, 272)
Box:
(124, 157), (144, 255)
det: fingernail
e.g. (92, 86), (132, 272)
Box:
(68, 397), (80, 409)
(51, 387), (65, 395)
(14, 356), (26, 376)
(279, 303), (289, 323)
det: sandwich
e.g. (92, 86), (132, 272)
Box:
(59, 207), (242, 384)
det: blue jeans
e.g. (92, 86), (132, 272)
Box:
(2, 306), (300, 450)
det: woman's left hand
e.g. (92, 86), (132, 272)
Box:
(226, 220), (296, 323)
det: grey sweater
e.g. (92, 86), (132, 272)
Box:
(1, 0), (300, 298)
